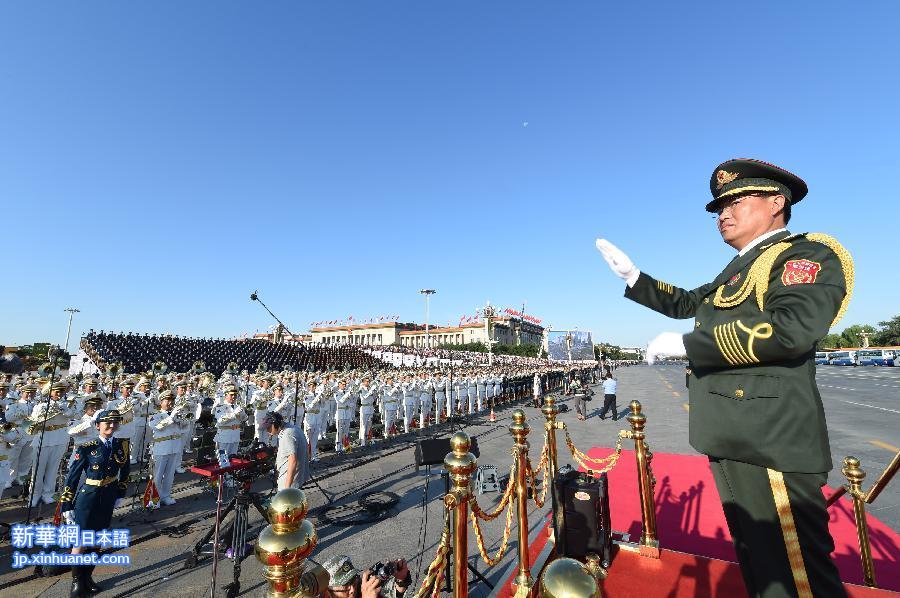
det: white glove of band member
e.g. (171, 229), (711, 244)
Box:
(63, 510), (75, 525)
(646, 332), (687, 365)
(595, 239), (640, 287)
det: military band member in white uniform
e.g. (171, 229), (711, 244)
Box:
(67, 395), (104, 468)
(466, 375), (477, 415)
(380, 376), (401, 436)
(213, 384), (247, 458)
(4, 382), (35, 486)
(433, 373), (447, 421)
(333, 380), (354, 453)
(108, 379), (136, 452)
(28, 381), (75, 507)
(252, 376), (274, 444)
(133, 377), (155, 466)
(401, 375), (418, 433)
(0, 415), (22, 496)
(418, 373), (433, 429)
(303, 383), (322, 461)
(358, 376), (377, 446)
(149, 390), (181, 506)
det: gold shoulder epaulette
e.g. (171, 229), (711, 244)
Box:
(804, 233), (854, 327)
(83, 439), (99, 447)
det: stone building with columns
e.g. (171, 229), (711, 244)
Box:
(309, 315), (544, 348)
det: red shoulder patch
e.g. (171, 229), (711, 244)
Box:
(74, 453), (80, 460)
(782, 259), (821, 285)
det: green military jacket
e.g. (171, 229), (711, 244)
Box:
(624, 230), (853, 473)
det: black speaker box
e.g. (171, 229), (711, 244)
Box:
(415, 436), (480, 467)
(555, 468), (612, 566)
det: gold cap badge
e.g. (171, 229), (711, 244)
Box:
(716, 170), (740, 189)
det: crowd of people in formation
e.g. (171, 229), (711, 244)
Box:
(0, 343), (610, 514)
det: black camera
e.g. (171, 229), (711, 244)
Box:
(233, 441), (276, 481)
(369, 560), (396, 581)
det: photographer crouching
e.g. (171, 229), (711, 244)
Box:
(263, 411), (310, 490)
(323, 555), (412, 598)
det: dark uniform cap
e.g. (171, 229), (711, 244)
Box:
(83, 393), (104, 409)
(323, 554), (359, 587)
(95, 409), (123, 423)
(707, 158), (808, 212)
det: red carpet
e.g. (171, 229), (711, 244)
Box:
(491, 449), (898, 597)
(585, 447), (900, 592)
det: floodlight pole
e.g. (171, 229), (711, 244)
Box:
(419, 289), (436, 349)
(63, 308), (80, 354)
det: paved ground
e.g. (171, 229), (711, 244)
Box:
(2, 364), (896, 597)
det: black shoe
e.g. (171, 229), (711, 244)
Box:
(86, 576), (102, 593)
(71, 578), (91, 598)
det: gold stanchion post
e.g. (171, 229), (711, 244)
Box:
(842, 456), (877, 587)
(444, 432), (477, 598)
(509, 409), (533, 593)
(255, 488), (319, 597)
(541, 393), (564, 548)
(625, 400), (659, 558)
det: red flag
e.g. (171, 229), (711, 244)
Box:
(52, 500), (62, 526)
(143, 478), (160, 509)
(342, 435), (352, 453)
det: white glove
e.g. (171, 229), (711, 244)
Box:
(63, 510), (75, 525)
(646, 332), (687, 365)
(595, 239), (640, 286)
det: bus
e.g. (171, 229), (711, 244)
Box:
(815, 351), (831, 365)
(858, 349), (896, 367)
(828, 350), (858, 366)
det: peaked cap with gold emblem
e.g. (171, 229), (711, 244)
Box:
(707, 158), (808, 212)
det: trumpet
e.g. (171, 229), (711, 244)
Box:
(152, 360), (168, 375)
(1, 421), (17, 432)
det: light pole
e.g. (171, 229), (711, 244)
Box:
(482, 301), (497, 365)
(63, 307), (80, 354)
(419, 289), (436, 349)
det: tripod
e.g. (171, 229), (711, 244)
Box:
(184, 475), (270, 598)
(440, 471), (493, 592)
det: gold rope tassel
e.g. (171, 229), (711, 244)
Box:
(767, 469), (813, 598)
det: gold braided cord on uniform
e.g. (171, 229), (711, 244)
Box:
(413, 509), (452, 598)
(713, 242), (793, 310)
(470, 462), (517, 521)
(563, 429), (624, 474)
(767, 469), (813, 598)
(735, 321), (773, 363)
(656, 280), (674, 294)
(470, 490), (516, 567)
(806, 233), (854, 327)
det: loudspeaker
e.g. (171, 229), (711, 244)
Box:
(415, 436), (480, 467)
(555, 467), (612, 566)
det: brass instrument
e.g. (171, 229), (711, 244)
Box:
(225, 361), (239, 376)
(1, 421), (16, 432)
(152, 360), (168, 375)
(37, 362), (61, 378)
(256, 361), (268, 375)
(26, 403), (66, 435)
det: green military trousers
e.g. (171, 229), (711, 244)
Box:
(708, 458), (846, 598)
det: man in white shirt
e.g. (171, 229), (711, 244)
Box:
(599, 374), (618, 420)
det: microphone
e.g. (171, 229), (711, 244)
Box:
(250, 291), (258, 302)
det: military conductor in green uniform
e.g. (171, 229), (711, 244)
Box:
(597, 159), (852, 598)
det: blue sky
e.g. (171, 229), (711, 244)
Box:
(2, 2), (898, 349)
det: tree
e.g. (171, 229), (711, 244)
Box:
(817, 333), (844, 350)
(873, 315), (900, 347)
(840, 324), (878, 348)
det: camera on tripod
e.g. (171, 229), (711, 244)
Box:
(232, 441), (276, 482)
